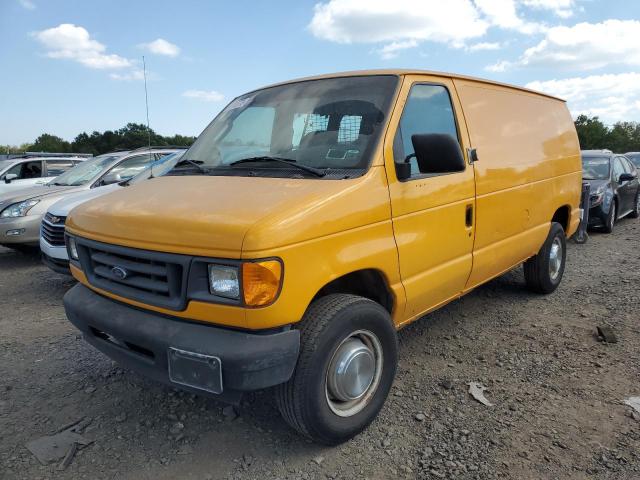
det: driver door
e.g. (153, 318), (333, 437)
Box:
(384, 76), (475, 323)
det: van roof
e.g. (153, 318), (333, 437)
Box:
(258, 69), (565, 103)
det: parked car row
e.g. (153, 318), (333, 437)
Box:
(2, 70), (639, 446)
(0, 147), (185, 253)
(582, 150), (640, 232)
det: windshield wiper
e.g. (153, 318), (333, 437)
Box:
(172, 159), (208, 174)
(229, 156), (326, 177)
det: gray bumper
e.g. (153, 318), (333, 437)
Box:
(64, 284), (300, 402)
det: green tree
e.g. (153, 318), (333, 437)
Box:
(574, 115), (609, 150)
(31, 134), (71, 153)
(607, 122), (640, 153)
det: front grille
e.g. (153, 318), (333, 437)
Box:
(41, 214), (67, 246)
(75, 238), (190, 311)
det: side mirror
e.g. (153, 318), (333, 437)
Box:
(412, 133), (465, 174)
(619, 173), (635, 182)
(4, 173), (18, 184)
(101, 172), (122, 185)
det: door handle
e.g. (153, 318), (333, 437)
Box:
(465, 204), (473, 228)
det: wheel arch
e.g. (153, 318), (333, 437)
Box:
(311, 269), (395, 315)
(551, 205), (571, 232)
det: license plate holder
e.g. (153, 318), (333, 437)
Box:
(167, 347), (223, 394)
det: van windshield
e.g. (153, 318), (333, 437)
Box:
(181, 75), (398, 179)
(582, 157), (610, 180)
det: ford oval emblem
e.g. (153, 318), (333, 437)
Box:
(111, 266), (129, 280)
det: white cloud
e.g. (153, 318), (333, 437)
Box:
(307, 0), (570, 58)
(309, 0), (489, 53)
(110, 69), (145, 81)
(521, 0), (575, 18)
(139, 38), (181, 57)
(526, 73), (640, 121)
(467, 41), (502, 52)
(377, 40), (419, 59)
(489, 20), (640, 71)
(182, 90), (225, 102)
(32, 23), (132, 69)
(474, 0), (544, 34)
(18, 0), (35, 10)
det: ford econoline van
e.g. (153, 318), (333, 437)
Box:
(63, 70), (581, 445)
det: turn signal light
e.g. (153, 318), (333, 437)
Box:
(242, 260), (283, 307)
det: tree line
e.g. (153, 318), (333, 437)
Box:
(2, 123), (196, 156)
(3, 116), (640, 156)
(573, 115), (639, 153)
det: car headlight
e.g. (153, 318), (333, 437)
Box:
(66, 236), (79, 260)
(208, 259), (283, 306)
(208, 264), (240, 299)
(0, 199), (39, 218)
(590, 185), (607, 206)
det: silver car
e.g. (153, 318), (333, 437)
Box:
(1, 147), (184, 250)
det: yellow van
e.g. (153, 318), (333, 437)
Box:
(63, 70), (581, 445)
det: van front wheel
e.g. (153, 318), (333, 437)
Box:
(523, 222), (566, 294)
(275, 294), (398, 445)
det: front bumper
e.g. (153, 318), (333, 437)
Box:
(63, 284), (300, 402)
(0, 214), (41, 245)
(588, 205), (606, 227)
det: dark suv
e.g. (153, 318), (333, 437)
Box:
(582, 151), (640, 233)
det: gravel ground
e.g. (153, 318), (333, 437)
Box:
(1, 218), (639, 480)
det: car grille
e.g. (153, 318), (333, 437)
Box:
(41, 213), (67, 246)
(75, 238), (190, 311)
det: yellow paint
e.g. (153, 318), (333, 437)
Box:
(66, 70), (581, 331)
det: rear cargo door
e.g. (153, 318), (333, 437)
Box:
(384, 75), (476, 321)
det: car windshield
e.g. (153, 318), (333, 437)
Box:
(625, 153), (640, 168)
(582, 156), (610, 180)
(182, 75), (398, 178)
(0, 160), (14, 174)
(50, 154), (123, 186)
(128, 151), (185, 185)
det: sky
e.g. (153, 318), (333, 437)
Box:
(1, 0), (639, 145)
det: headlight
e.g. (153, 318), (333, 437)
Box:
(208, 264), (240, 299)
(67, 236), (79, 260)
(207, 259), (283, 306)
(0, 200), (39, 218)
(590, 185), (607, 206)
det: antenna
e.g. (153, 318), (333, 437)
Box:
(142, 56), (151, 154)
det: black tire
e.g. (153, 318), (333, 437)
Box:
(275, 294), (398, 445)
(630, 190), (640, 219)
(523, 222), (566, 294)
(603, 199), (616, 233)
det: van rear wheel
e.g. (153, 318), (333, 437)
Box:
(523, 222), (566, 294)
(275, 294), (398, 445)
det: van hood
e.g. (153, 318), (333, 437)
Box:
(66, 172), (389, 257)
(49, 184), (122, 217)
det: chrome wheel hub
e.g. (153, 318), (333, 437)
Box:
(326, 330), (383, 417)
(549, 237), (562, 281)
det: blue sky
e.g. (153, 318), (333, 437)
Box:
(1, 0), (639, 145)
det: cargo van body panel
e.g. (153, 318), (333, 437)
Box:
(453, 79), (581, 289)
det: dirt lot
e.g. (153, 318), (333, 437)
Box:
(1, 218), (639, 480)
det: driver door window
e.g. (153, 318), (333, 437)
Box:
(393, 84), (460, 179)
